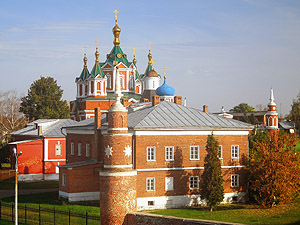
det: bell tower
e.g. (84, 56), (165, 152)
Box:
(266, 88), (279, 135)
(99, 63), (137, 224)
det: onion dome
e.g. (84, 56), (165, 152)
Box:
(76, 47), (90, 81)
(112, 10), (121, 46)
(91, 41), (104, 78)
(147, 69), (158, 77)
(133, 47), (137, 65)
(156, 77), (175, 96)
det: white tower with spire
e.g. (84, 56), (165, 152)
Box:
(266, 88), (278, 132)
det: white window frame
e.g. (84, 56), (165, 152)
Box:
(70, 142), (74, 155)
(218, 145), (223, 159)
(86, 144), (90, 157)
(120, 75), (125, 89)
(146, 177), (155, 191)
(190, 146), (199, 160)
(165, 146), (174, 161)
(231, 174), (239, 187)
(231, 145), (239, 159)
(189, 176), (199, 189)
(78, 143), (82, 156)
(55, 142), (62, 156)
(62, 174), (66, 186)
(165, 177), (174, 191)
(147, 147), (156, 161)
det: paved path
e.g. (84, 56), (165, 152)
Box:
(0, 188), (58, 199)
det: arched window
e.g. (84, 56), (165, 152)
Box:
(91, 81), (94, 94)
(85, 84), (88, 96)
(97, 82), (100, 91)
(130, 75), (134, 89)
(107, 75), (111, 89)
(79, 84), (82, 96)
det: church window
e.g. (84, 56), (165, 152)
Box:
(71, 142), (74, 155)
(218, 145), (223, 159)
(62, 174), (66, 186)
(130, 75), (134, 89)
(55, 142), (62, 156)
(97, 82), (100, 91)
(165, 177), (174, 191)
(231, 145), (239, 159)
(153, 80), (155, 89)
(91, 81), (94, 94)
(78, 143), (82, 156)
(147, 147), (155, 161)
(79, 84), (83, 96)
(120, 76), (125, 89)
(86, 144), (90, 157)
(146, 177), (155, 191)
(231, 174), (239, 187)
(165, 146), (174, 161)
(85, 85), (88, 96)
(190, 146), (199, 160)
(107, 75), (111, 89)
(189, 176), (199, 189)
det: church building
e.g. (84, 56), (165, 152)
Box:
(60, 12), (255, 225)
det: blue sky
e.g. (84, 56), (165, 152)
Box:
(0, 0), (299, 116)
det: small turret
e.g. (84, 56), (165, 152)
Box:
(266, 87), (279, 133)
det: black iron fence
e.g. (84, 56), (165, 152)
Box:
(0, 201), (100, 224)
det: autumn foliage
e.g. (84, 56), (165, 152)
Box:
(248, 131), (300, 207)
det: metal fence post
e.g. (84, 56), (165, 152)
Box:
(86, 211), (88, 225)
(69, 209), (71, 225)
(39, 204), (41, 225)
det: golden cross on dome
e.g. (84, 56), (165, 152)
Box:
(95, 39), (99, 48)
(162, 64), (168, 79)
(84, 46), (87, 55)
(113, 10), (119, 20)
(148, 41), (152, 51)
(133, 47), (136, 56)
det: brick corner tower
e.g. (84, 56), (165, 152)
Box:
(99, 58), (137, 225)
(266, 88), (279, 135)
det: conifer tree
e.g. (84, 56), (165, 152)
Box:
(200, 135), (224, 211)
(20, 76), (69, 120)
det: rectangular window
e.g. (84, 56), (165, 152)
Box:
(146, 178), (155, 191)
(71, 142), (74, 155)
(86, 144), (90, 157)
(165, 177), (174, 191)
(231, 145), (239, 159)
(147, 147), (155, 161)
(55, 142), (62, 156)
(218, 145), (223, 159)
(62, 174), (66, 186)
(78, 143), (82, 156)
(231, 174), (239, 187)
(190, 146), (199, 160)
(189, 176), (199, 189)
(165, 146), (174, 161)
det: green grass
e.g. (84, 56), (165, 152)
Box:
(0, 180), (58, 190)
(149, 199), (300, 225)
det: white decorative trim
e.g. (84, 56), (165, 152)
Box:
(137, 165), (244, 172)
(44, 139), (48, 161)
(44, 159), (66, 162)
(104, 164), (133, 169)
(134, 130), (249, 136)
(99, 170), (137, 177)
(59, 191), (100, 202)
(137, 192), (246, 210)
(104, 133), (133, 137)
(108, 128), (128, 131)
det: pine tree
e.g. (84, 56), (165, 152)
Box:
(20, 76), (69, 120)
(200, 135), (224, 211)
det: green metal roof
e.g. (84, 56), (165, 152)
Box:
(104, 45), (130, 67)
(76, 67), (90, 81)
(90, 62), (104, 78)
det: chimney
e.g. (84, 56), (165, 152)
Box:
(174, 96), (182, 105)
(152, 95), (161, 106)
(122, 98), (129, 107)
(94, 107), (101, 129)
(142, 98), (149, 102)
(38, 126), (43, 136)
(34, 123), (38, 129)
(203, 105), (208, 113)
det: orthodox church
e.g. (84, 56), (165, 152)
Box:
(59, 12), (258, 225)
(70, 11), (177, 121)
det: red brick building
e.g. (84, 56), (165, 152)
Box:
(9, 119), (77, 181)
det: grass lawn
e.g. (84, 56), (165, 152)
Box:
(149, 198), (300, 225)
(0, 180), (58, 190)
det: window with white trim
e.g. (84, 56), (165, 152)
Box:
(78, 143), (82, 156)
(62, 174), (66, 186)
(165, 146), (174, 161)
(55, 142), (62, 156)
(165, 177), (174, 191)
(218, 145), (223, 159)
(120, 76), (125, 89)
(86, 144), (90, 157)
(190, 146), (199, 160)
(146, 177), (155, 191)
(231, 145), (239, 159)
(231, 174), (239, 187)
(71, 142), (74, 155)
(147, 147), (155, 161)
(189, 176), (199, 189)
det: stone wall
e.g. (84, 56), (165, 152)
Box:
(125, 213), (246, 225)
